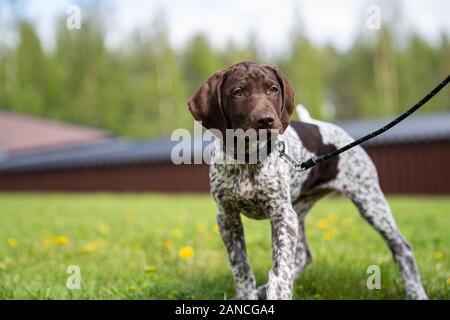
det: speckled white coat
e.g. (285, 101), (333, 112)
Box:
(209, 121), (428, 300)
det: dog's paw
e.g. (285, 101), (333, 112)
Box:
(408, 290), (428, 300)
(256, 284), (268, 300)
(236, 289), (259, 300)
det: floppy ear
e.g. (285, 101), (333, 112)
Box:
(266, 65), (295, 133)
(188, 71), (227, 137)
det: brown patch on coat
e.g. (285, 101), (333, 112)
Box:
(290, 121), (339, 192)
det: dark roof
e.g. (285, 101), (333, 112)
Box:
(0, 112), (449, 174)
(336, 112), (450, 145)
(0, 138), (177, 174)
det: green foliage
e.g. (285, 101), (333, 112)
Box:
(0, 194), (448, 299)
(0, 13), (448, 138)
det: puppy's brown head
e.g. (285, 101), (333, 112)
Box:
(188, 61), (295, 138)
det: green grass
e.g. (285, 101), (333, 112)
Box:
(0, 193), (448, 300)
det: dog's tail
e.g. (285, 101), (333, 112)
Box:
(296, 104), (317, 124)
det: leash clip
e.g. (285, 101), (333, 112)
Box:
(275, 141), (307, 171)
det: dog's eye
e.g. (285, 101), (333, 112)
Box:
(232, 88), (245, 97)
(269, 85), (279, 94)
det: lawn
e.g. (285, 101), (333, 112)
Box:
(0, 193), (448, 300)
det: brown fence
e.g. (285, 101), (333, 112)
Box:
(0, 141), (449, 194)
(0, 163), (210, 193)
(365, 141), (450, 194)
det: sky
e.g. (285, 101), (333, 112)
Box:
(2, 0), (450, 54)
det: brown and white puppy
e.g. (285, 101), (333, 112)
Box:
(188, 61), (427, 300)
(189, 62), (294, 135)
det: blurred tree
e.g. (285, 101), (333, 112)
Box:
(54, 13), (108, 125)
(279, 30), (326, 119)
(14, 22), (48, 114)
(397, 32), (449, 114)
(373, 25), (398, 116)
(220, 32), (261, 67)
(0, 5), (448, 138)
(0, 48), (6, 107)
(220, 43), (253, 67)
(328, 36), (377, 119)
(182, 34), (222, 97)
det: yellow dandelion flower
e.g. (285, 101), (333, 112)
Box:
(97, 224), (110, 234)
(145, 265), (157, 274)
(7, 238), (17, 247)
(447, 277), (450, 285)
(80, 243), (97, 253)
(171, 228), (183, 239)
(433, 251), (444, 261)
(213, 225), (220, 234)
(79, 239), (104, 253)
(317, 219), (330, 229)
(162, 240), (173, 250)
(179, 246), (195, 260)
(323, 229), (337, 240)
(55, 235), (69, 246)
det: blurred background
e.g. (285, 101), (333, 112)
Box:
(0, 0), (449, 301)
(0, 0), (449, 194)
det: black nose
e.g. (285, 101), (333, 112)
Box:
(256, 114), (275, 129)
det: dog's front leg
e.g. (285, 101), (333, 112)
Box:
(217, 208), (257, 300)
(267, 205), (298, 300)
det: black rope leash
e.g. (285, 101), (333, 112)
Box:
(276, 74), (450, 171)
